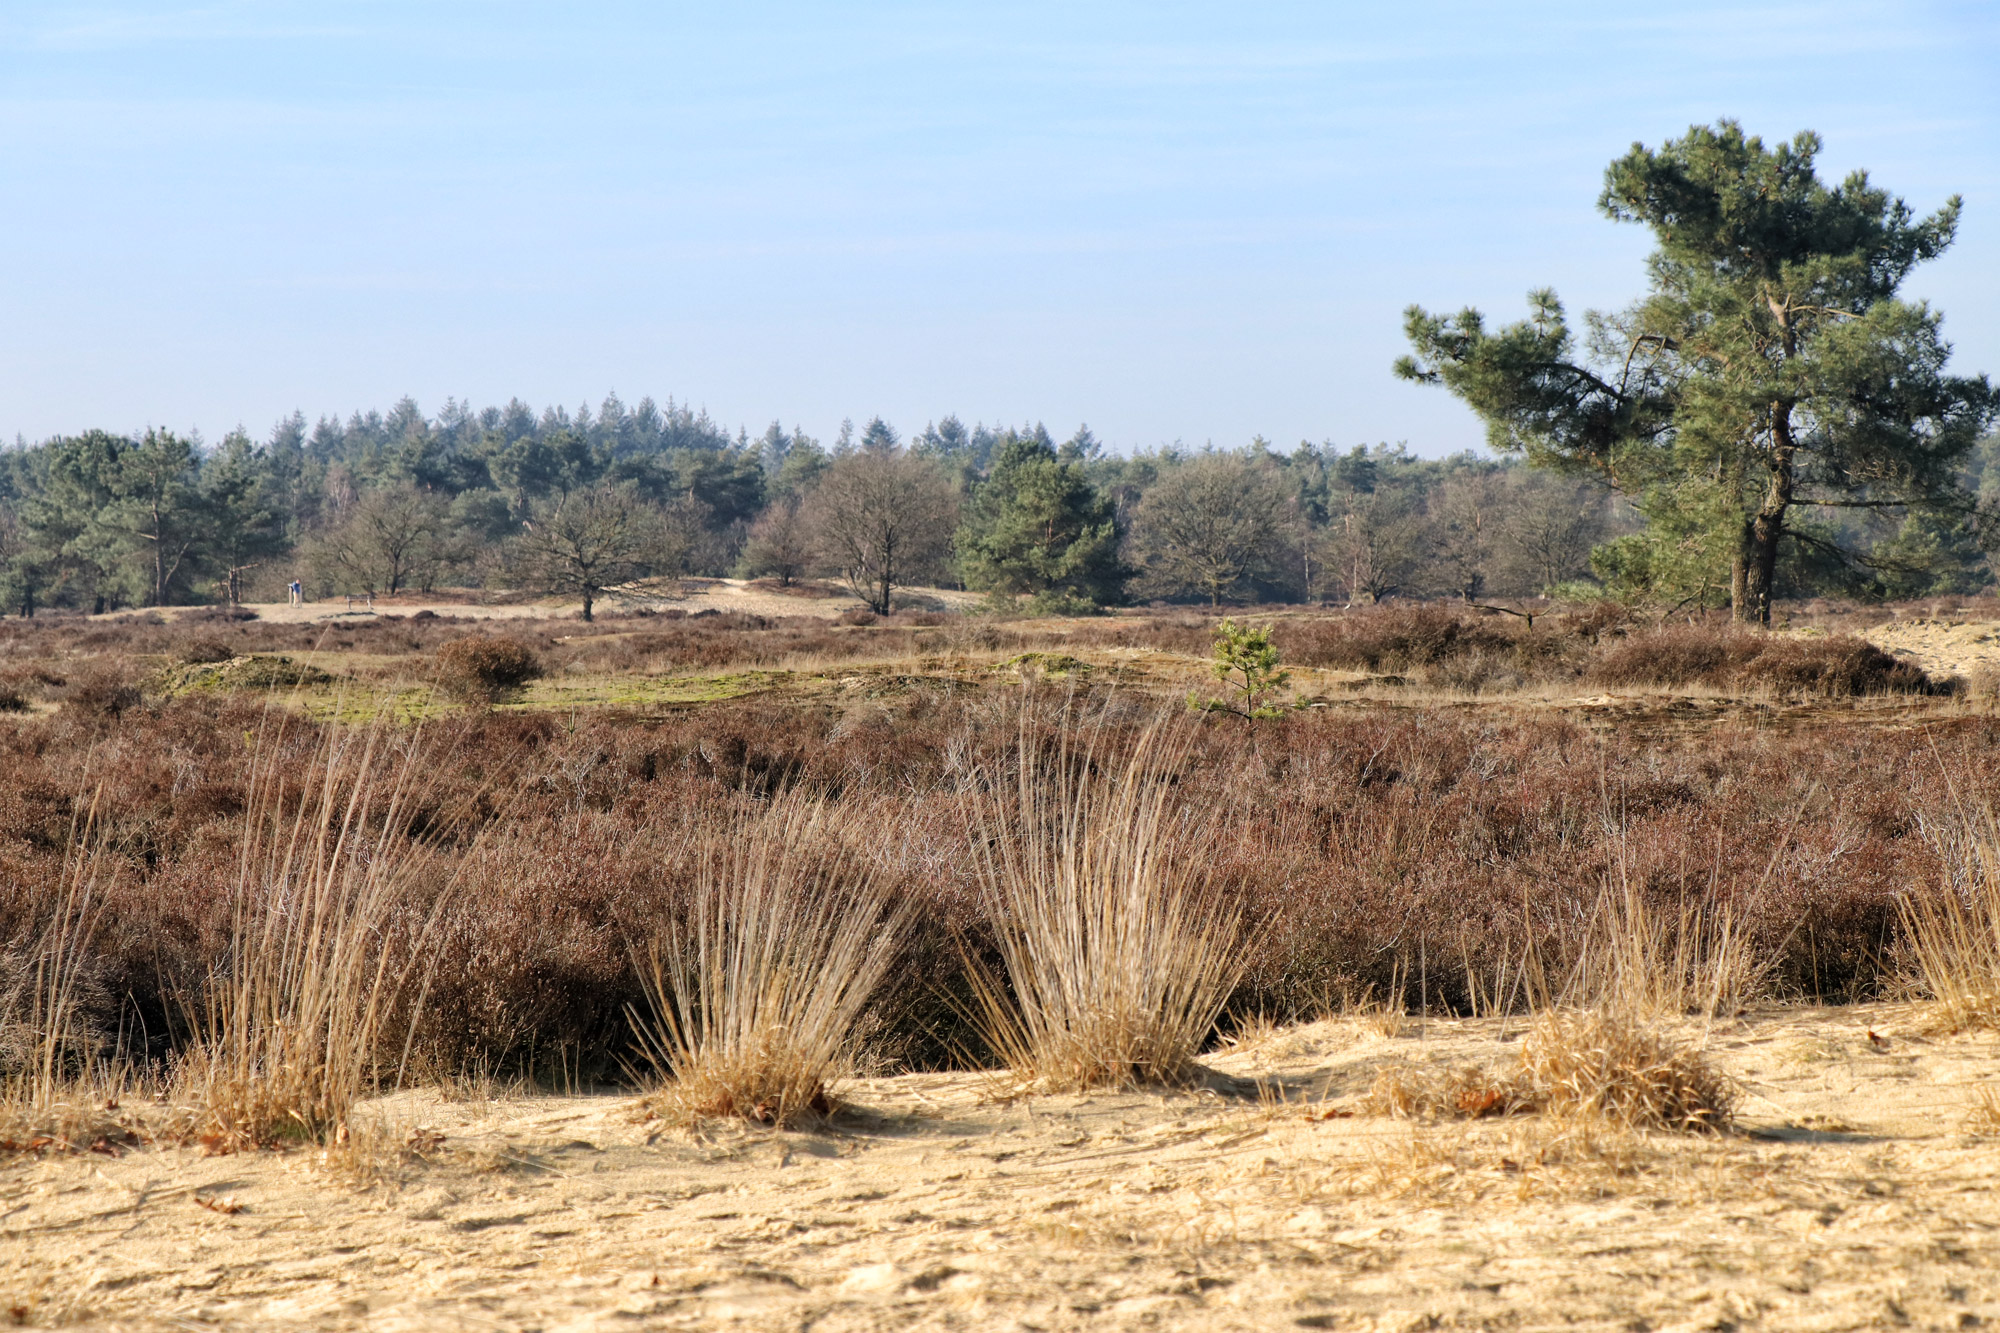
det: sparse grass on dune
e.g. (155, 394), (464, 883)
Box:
(1367, 878), (1743, 1134)
(964, 704), (1246, 1093)
(630, 793), (909, 1127)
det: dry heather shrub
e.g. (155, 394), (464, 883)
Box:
(1589, 623), (1939, 697)
(60, 668), (141, 719)
(176, 637), (236, 665)
(966, 709), (1246, 1092)
(1739, 635), (1939, 696)
(174, 722), (449, 1151)
(1900, 812), (2000, 1032)
(1282, 604), (1514, 672)
(631, 794), (908, 1127)
(435, 635), (542, 700)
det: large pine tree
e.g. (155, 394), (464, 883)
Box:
(957, 428), (1127, 608)
(1398, 121), (1996, 623)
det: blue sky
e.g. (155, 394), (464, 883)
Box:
(2, 1), (1995, 455)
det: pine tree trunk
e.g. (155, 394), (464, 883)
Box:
(1744, 505), (1788, 626)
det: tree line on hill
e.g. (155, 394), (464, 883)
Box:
(0, 398), (1626, 617)
(3, 122), (1996, 623)
(0, 392), (1995, 619)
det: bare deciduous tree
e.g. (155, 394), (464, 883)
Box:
(1428, 472), (1501, 602)
(1325, 485), (1424, 605)
(305, 482), (453, 596)
(1130, 454), (1285, 606)
(803, 449), (957, 613)
(511, 482), (664, 621)
(1499, 472), (1608, 595)
(736, 497), (813, 586)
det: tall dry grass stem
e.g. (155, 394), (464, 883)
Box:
(1374, 834), (1745, 1134)
(1538, 873), (1765, 1023)
(965, 706), (1246, 1092)
(631, 793), (909, 1127)
(1, 793), (126, 1146)
(1901, 809), (2000, 1031)
(175, 717), (450, 1150)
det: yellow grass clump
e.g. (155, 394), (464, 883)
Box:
(1515, 1009), (1733, 1131)
(631, 794), (909, 1127)
(0, 797), (136, 1153)
(965, 708), (1246, 1092)
(1369, 873), (1742, 1133)
(174, 720), (449, 1151)
(1901, 812), (2000, 1032)
(1365, 1012), (1734, 1133)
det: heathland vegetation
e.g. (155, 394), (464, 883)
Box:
(7, 120), (2000, 1330)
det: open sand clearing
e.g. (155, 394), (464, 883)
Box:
(7, 1005), (2000, 1332)
(1859, 616), (2000, 684)
(190, 579), (986, 627)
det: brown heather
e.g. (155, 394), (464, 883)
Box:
(0, 603), (1992, 1093)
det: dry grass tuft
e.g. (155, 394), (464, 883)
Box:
(0, 796), (144, 1154)
(1368, 875), (1741, 1134)
(1516, 1009), (1734, 1132)
(173, 719), (448, 1151)
(1364, 1013), (1733, 1133)
(1332, 1119), (1672, 1204)
(1365, 1008), (1733, 1132)
(1900, 812), (2000, 1033)
(631, 794), (907, 1128)
(1364, 1064), (1528, 1120)
(965, 708), (1246, 1092)
(1551, 874), (1766, 1022)
(1964, 1085), (2000, 1136)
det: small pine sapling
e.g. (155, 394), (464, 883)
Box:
(1190, 619), (1291, 720)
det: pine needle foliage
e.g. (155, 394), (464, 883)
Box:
(1190, 619), (1290, 721)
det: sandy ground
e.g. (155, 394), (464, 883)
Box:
(1855, 617), (2000, 683)
(162, 580), (986, 627)
(7, 1004), (2000, 1331)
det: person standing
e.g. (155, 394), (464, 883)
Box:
(289, 579), (302, 607)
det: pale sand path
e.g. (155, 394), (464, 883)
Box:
(6, 1004), (2000, 1331)
(133, 580), (986, 627)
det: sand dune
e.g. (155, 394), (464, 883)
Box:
(7, 1004), (2000, 1330)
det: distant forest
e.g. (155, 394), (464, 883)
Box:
(2, 391), (1997, 618)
